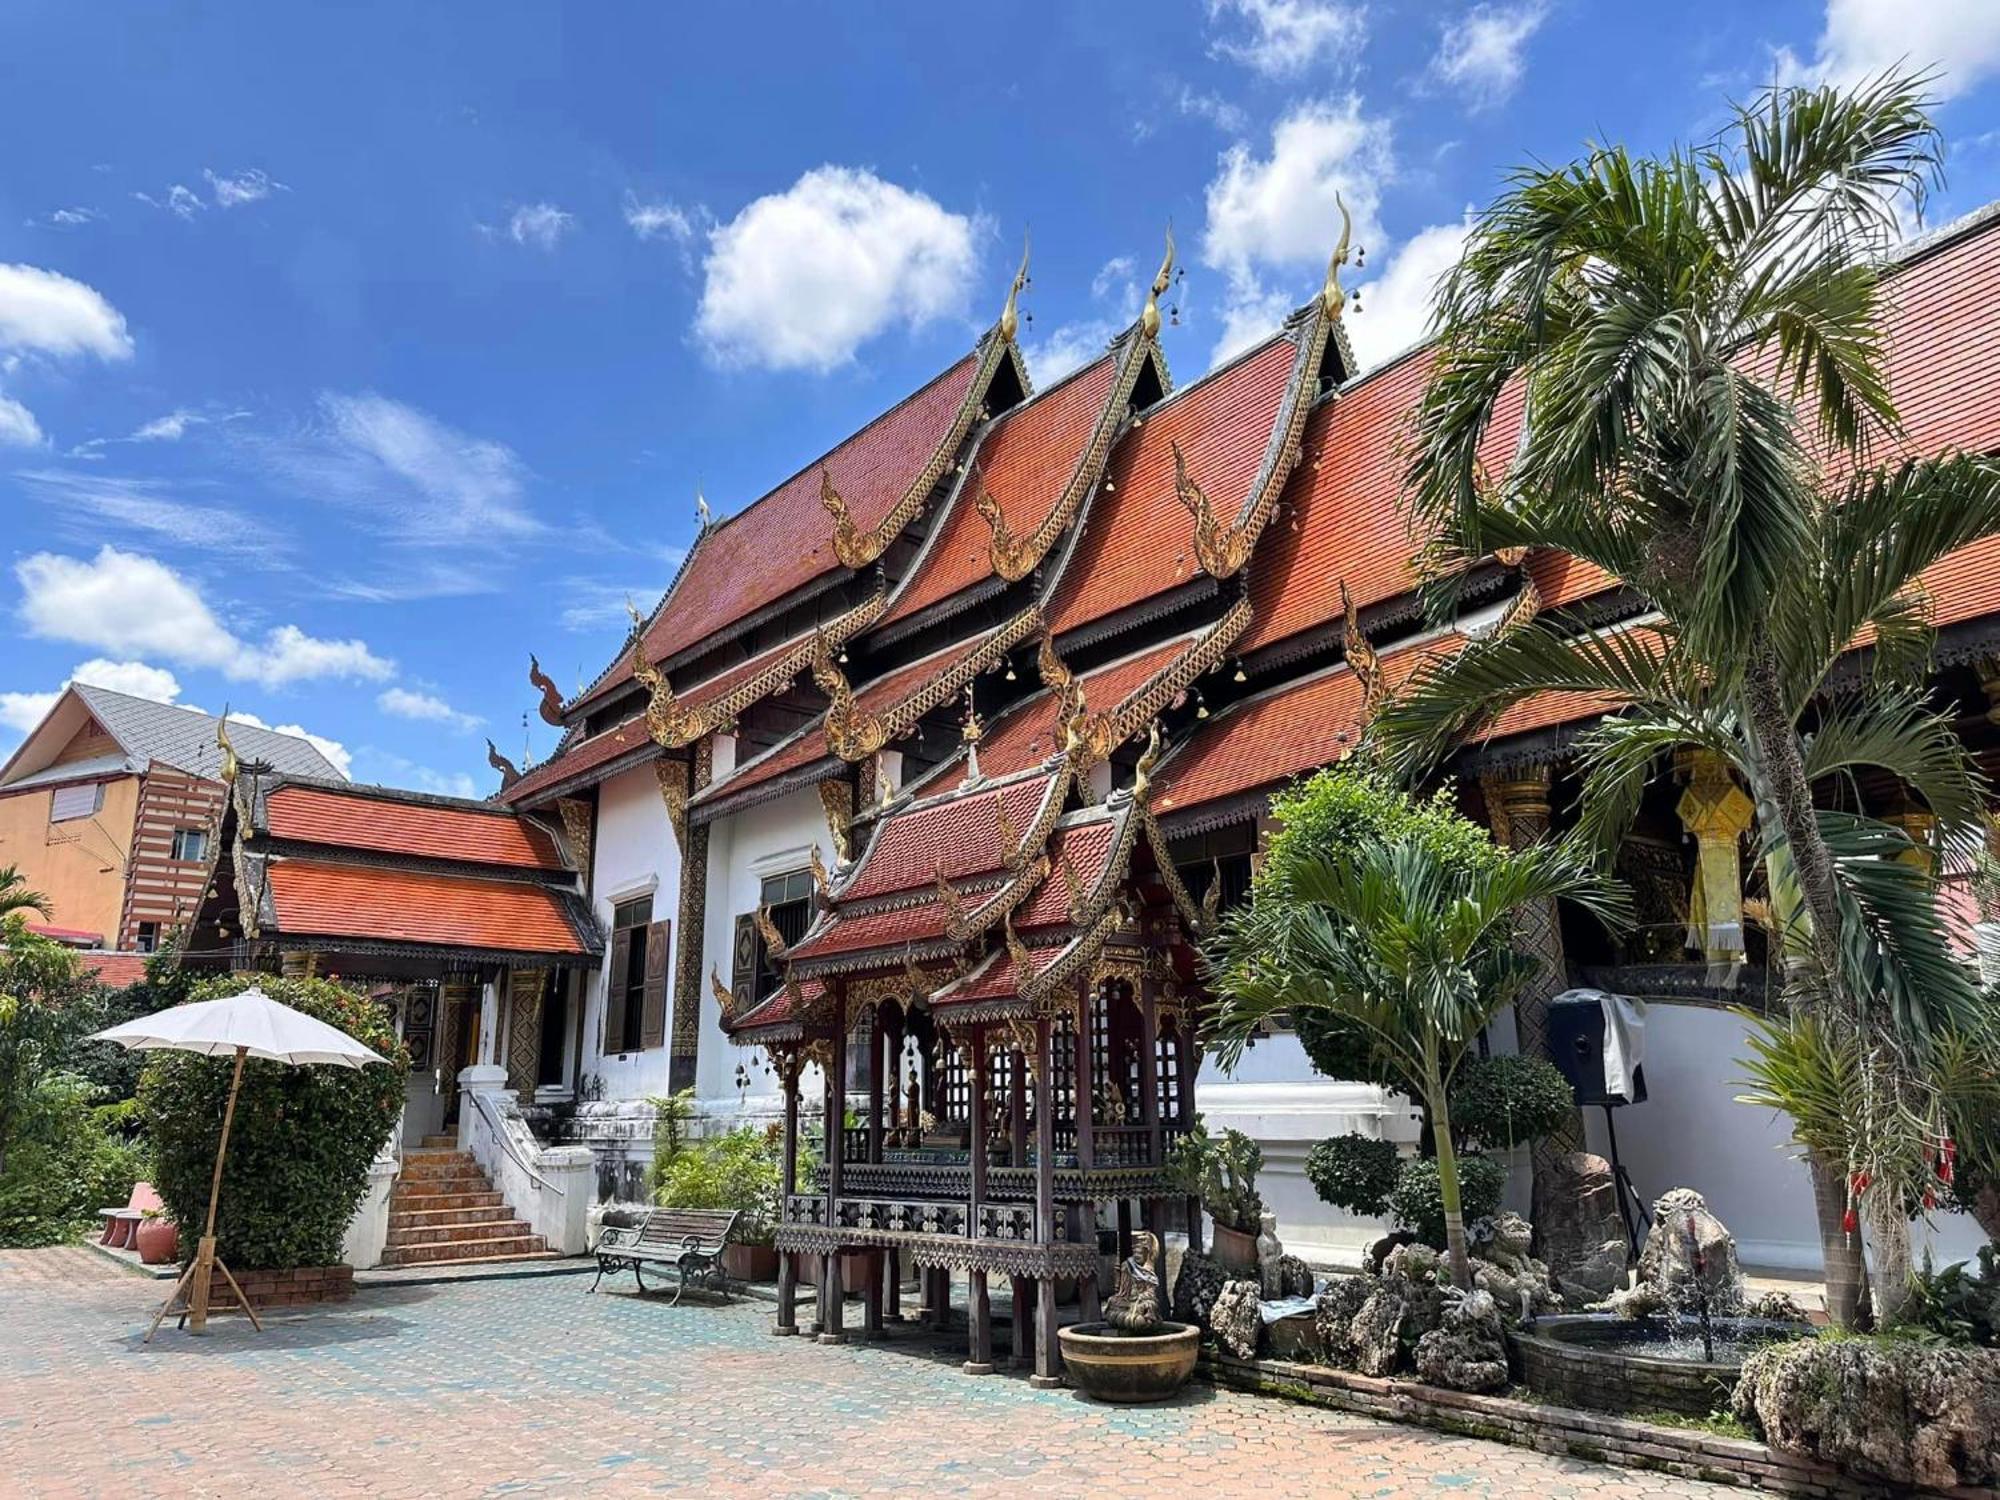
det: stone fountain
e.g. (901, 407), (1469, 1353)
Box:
(1057, 1231), (1201, 1403)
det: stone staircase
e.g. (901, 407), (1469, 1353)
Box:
(380, 1136), (554, 1268)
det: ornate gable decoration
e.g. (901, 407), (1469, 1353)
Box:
(814, 605), (1042, 763)
(819, 246), (1033, 571)
(1172, 200), (1357, 581)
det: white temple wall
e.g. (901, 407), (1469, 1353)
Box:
(580, 761), (682, 1105)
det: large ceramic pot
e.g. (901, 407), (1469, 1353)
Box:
(1057, 1322), (1202, 1403)
(1210, 1222), (1258, 1273)
(721, 1241), (779, 1281)
(135, 1216), (180, 1266)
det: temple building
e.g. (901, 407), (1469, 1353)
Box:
(196, 201), (2000, 1283)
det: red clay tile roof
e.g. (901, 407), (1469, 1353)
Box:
(80, 951), (149, 987)
(933, 942), (1063, 1008)
(501, 717), (654, 806)
(840, 769), (1061, 902)
(266, 785), (563, 869)
(966, 634), (1207, 783)
(727, 975), (825, 1035)
(267, 859), (592, 955)
(785, 896), (962, 962)
(578, 354), (981, 708)
(26, 922), (105, 945)
(1527, 549), (1618, 610)
(1014, 815), (1117, 928)
(881, 356), (1118, 628)
(1047, 335), (1297, 636)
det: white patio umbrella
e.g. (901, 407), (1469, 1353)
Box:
(89, 986), (389, 1339)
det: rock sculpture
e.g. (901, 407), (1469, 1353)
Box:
(1312, 1275), (1371, 1369)
(1209, 1279), (1264, 1360)
(1106, 1230), (1163, 1333)
(1274, 1252), (1314, 1298)
(1537, 1152), (1631, 1301)
(1467, 1210), (1560, 1322)
(1734, 1337), (2000, 1491)
(1413, 1287), (1509, 1392)
(1348, 1243), (1449, 1376)
(1172, 1251), (1228, 1330)
(1598, 1187), (1744, 1318)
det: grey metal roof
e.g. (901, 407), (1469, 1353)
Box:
(1, 751), (145, 791)
(71, 685), (345, 782)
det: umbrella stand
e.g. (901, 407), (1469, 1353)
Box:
(145, 1045), (264, 1342)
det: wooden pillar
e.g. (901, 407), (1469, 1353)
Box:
(1138, 975), (1162, 1168)
(969, 1027), (990, 1234)
(808, 1253), (826, 1336)
(1032, 1275), (1060, 1388)
(1009, 1043), (1028, 1166)
(1116, 1199), (1134, 1259)
(931, 1266), (951, 1332)
(1072, 984), (1094, 1171)
(1011, 1275), (1032, 1369)
(863, 1248), (885, 1340)
(965, 1268), (994, 1374)
(1030, 1015), (1061, 1388)
(887, 1248), (902, 1321)
(775, 1058), (800, 1336)
(867, 1009), (885, 1164)
(819, 1049), (847, 1345)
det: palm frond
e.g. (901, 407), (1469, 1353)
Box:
(1802, 691), (1991, 846)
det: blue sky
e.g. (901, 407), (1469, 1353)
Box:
(4, 1), (2000, 796)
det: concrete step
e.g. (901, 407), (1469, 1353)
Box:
(386, 1219), (535, 1249)
(371, 1250), (564, 1272)
(387, 1204), (518, 1230)
(379, 1232), (547, 1266)
(385, 1188), (504, 1212)
(399, 1150), (477, 1173)
(393, 1165), (490, 1188)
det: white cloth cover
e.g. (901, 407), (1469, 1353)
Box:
(88, 986), (389, 1069)
(1598, 991), (1647, 1103)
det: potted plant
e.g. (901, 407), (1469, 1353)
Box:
(1168, 1121), (1264, 1272)
(653, 1124), (783, 1281)
(134, 1206), (180, 1265)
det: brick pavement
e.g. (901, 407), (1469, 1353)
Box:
(1, 1246), (1741, 1498)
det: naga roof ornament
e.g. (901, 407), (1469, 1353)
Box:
(754, 903), (788, 959)
(1139, 225), (1175, 342)
(1131, 720), (1164, 806)
(812, 633), (891, 760)
(627, 600), (691, 748)
(528, 654), (566, 727)
(486, 738), (522, 790)
(997, 233), (1030, 346)
(1340, 580), (1388, 715)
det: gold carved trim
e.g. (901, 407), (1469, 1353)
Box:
(555, 796), (594, 876)
(655, 759), (690, 853)
(816, 779), (854, 865)
(816, 605), (1042, 763)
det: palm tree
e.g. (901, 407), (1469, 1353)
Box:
(1378, 73), (2000, 1323)
(0, 865), (51, 924)
(1206, 828), (1628, 1289)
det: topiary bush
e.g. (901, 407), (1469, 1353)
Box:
(138, 975), (406, 1269)
(1448, 1054), (1576, 1151)
(1387, 1153), (1506, 1249)
(1304, 1132), (1401, 1217)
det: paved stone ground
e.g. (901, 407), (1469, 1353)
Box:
(2, 1245), (1740, 1498)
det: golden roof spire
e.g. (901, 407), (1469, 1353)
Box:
(215, 708), (239, 786)
(1140, 224), (1176, 341)
(998, 232), (1031, 344)
(1322, 192), (1354, 320)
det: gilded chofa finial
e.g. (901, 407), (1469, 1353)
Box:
(1140, 225), (1176, 341)
(696, 488), (713, 531)
(998, 232), (1031, 344)
(216, 708), (239, 787)
(1322, 193), (1355, 319)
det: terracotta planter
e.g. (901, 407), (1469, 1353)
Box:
(135, 1216), (180, 1266)
(1210, 1222), (1258, 1273)
(1058, 1322), (1201, 1403)
(721, 1241), (779, 1281)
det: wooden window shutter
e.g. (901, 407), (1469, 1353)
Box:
(605, 927), (633, 1052)
(730, 913), (758, 1015)
(639, 920), (671, 1050)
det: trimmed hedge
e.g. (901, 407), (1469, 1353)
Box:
(138, 976), (406, 1269)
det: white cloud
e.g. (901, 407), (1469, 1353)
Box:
(1091, 256), (1137, 301)
(1206, 0), (1367, 79)
(697, 166), (981, 372)
(14, 545), (393, 688)
(624, 193), (697, 244)
(15, 471), (282, 560)
(0, 394), (44, 447)
(0, 263), (133, 360)
(30, 207), (101, 230)
(132, 409), (196, 441)
(360, 750), (478, 798)
(1200, 96), (1393, 366)
(507, 203), (574, 250)
(1177, 87), (1250, 134)
(231, 712), (352, 779)
(204, 167), (282, 207)
(1775, 0), (2000, 101)
(377, 686), (482, 731)
(1025, 255), (1145, 383)
(70, 658), (184, 702)
(134, 185), (204, 219)
(1429, 2), (1548, 108)
(0, 689), (58, 733)
(286, 392), (540, 544)
(1345, 216), (1474, 370)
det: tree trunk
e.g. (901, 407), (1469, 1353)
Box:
(1972, 1182), (2000, 1244)
(1808, 1149), (1870, 1329)
(1430, 1086), (1474, 1291)
(1862, 1186), (1913, 1328)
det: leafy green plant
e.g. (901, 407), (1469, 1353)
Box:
(1304, 1133), (1401, 1218)
(1900, 1247), (2000, 1348)
(645, 1087), (697, 1196)
(1165, 1119), (1265, 1234)
(0, 1073), (145, 1246)
(1448, 1055), (1577, 1152)
(652, 1125), (783, 1245)
(1387, 1153), (1507, 1250)
(139, 975), (406, 1269)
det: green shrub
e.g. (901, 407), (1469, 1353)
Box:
(0, 1073), (145, 1246)
(138, 975), (405, 1269)
(1304, 1133), (1402, 1217)
(1387, 1153), (1507, 1248)
(1901, 1247), (2000, 1347)
(1166, 1118), (1264, 1233)
(653, 1125), (783, 1244)
(1448, 1054), (1576, 1151)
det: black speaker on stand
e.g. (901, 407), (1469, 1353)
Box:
(1546, 993), (1649, 1262)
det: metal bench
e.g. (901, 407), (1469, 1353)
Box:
(591, 1207), (742, 1303)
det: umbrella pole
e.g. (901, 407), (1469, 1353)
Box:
(187, 1045), (251, 1335)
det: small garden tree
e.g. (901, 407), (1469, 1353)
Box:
(138, 974), (406, 1269)
(1205, 772), (1627, 1288)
